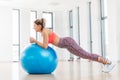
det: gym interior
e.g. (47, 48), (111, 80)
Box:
(0, 0), (120, 80)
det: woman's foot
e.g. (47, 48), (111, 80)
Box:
(98, 56), (116, 73)
(102, 61), (116, 73)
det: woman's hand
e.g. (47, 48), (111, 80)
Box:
(30, 37), (36, 43)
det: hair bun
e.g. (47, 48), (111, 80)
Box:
(40, 18), (46, 27)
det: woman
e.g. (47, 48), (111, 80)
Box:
(30, 18), (115, 73)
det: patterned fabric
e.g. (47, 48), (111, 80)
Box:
(58, 37), (100, 61)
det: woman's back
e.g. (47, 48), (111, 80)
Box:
(43, 28), (60, 46)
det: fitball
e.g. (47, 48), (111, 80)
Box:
(20, 43), (58, 74)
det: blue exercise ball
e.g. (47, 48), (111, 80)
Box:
(20, 43), (58, 74)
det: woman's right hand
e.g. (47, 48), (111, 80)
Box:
(30, 37), (36, 43)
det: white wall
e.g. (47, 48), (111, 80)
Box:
(18, 0), (120, 62)
(71, 0), (101, 57)
(0, 0), (120, 62)
(78, 0), (91, 53)
(107, 0), (120, 61)
(72, 7), (80, 59)
(70, 0), (102, 60)
(0, 6), (12, 61)
(90, 0), (101, 55)
(20, 9), (31, 54)
(76, 0), (120, 62)
(117, 0), (120, 61)
(53, 0), (102, 60)
(54, 10), (70, 60)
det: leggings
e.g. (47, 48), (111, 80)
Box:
(58, 37), (100, 61)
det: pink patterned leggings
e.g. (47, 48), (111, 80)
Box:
(58, 37), (100, 61)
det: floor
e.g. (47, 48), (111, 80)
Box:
(0, 60), (120, 80)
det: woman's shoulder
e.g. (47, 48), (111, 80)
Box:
(46, 28), (53, 33)
(42, 28), (52, 35)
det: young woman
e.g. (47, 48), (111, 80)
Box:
(30, 18), (115, 73)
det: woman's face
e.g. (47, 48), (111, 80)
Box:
(34, 23), (41, 32)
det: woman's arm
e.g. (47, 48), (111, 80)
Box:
(41, 31), (48, 48)
(30, 31), (48, 49)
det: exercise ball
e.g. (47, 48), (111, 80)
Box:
(20, 43), (58, 74)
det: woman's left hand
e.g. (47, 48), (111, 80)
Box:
(30, 37), (36, 43)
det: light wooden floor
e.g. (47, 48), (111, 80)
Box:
(0, 60), (120, 80)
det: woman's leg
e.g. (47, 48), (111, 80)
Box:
(58, 37), (110, 64)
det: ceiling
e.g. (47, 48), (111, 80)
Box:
(0, 0), (81, 11)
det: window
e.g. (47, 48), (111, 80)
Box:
(100, 0), (108, 57)
(42, 12), (53, 29)
(77, 7), (80, 45)
(69, 10), (74, 60)
(30, 11), (37, 39)
(12, 9), (20, 61)
(69, 10), (73, 37)
(88, 2), (93, 53)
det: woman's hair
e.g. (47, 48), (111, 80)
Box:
(34, 18), (46, 31)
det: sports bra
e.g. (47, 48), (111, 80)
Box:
(48, 32), (56, 43)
